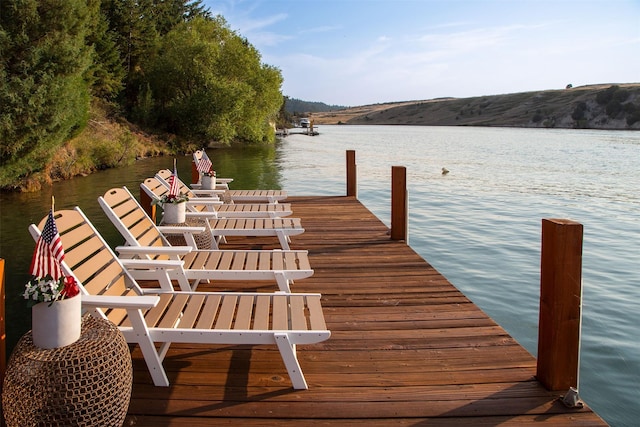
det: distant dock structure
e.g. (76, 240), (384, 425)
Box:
(278, 117), (319, 136)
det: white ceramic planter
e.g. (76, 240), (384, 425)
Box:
(163, 202), (186, 224)
(31, 295), (81, 349)
(201, 175), (216, 190)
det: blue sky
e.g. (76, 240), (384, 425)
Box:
(203, 0), (640, 106)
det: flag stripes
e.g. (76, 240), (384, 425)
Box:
(168, 163), (180, 197)
(29, 209), (65, 280)
(196, 150), (212, 173)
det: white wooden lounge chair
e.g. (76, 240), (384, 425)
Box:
(28, 207), (330, 389)
(157, 168), (288, 203)
(191, 149), (234, 190)
(99, 187), (312, 292)
(139, 181), (302, 250)
(145, 175), (293, 218)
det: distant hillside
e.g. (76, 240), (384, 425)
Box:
(285, 98), (346, 114)
(311, 84), (640, 130)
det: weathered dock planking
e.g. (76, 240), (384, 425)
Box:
(124, 195), (607, 426)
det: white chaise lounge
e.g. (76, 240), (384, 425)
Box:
(28, 207), (330, 389)
(99, 187), (312, 292)
(146, 174), (293, 218)
(139, 181), (302, 250)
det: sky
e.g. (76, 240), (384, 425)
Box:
(203, 0), (640, 106)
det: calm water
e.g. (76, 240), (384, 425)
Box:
(1, 125), (638, 425)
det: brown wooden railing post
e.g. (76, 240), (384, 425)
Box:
(191, 160), (199, 185)
(1, 258), (6, 392)
(390, 166), (408, 241)
(346, 150), (357, 197)
(140, 187), (156, 224)
(537, 219), (583, 391)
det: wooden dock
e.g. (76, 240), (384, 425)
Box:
(124, 195), (607, 425)
(278, 128), (319, 136)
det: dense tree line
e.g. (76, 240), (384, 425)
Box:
(285, 98), (346, 115)
(0, 0), (284, 189)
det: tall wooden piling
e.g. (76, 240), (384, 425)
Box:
(346, 150), (357, 197)
(139, 188), (156, 224)
(1, 258), (5, 390)
(537, 219), (583, 391)
(390, 166), (408, 241)
(191, 161), (199, 185)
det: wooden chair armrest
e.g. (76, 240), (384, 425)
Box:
(82, 294), (159, 309)
(185, 198), (222, 204)
(190, 188), (226, 196)
(120, 258), (185, 269)
(183, 212), (218, 220)
(158, 225), (206, 234)
(116, 245), (193, 256)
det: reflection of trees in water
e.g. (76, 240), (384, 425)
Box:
(212, 143), (283, 190)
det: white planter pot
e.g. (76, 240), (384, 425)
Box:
(163, 202), (186, 224)
(201, 175), (216, 190)
(31, 295), (81, 349)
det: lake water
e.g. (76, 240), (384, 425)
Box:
(1, 125), (638, 425)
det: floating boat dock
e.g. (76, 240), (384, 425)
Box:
(277, 127), (319, 136)
(123, 193), (606, 425)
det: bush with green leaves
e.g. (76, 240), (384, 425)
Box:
(142, 17), (283, 146)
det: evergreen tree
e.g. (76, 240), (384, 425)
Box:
(0, 0), (93, 188)
(86, 3), (126, 100)
(100, 0), (210, 113)
(154, 0), (211, 35)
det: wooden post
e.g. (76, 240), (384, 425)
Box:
(1, 258), (5, 391)
(191, 160), (199, 185)
(390, 166), (408, 241)
(346, 150), (357, 197)
(140, 187), (156, 224)
(537, 219), (583, 391)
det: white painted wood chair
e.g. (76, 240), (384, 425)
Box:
(191, 149), (234, 190)
(28, 207), (330, 389)
(139, 181), (301, 250)
(99, 187), (312, 292)
(157, 167), (288, 204)
(146, 174), (293, 218)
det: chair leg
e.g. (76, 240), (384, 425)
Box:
(274, 271), (291, 293)
(276, 232), (290, 250)
(158, 341), (172, 361)
(274, 333), (308, 389)
(128, 310), (170, 386)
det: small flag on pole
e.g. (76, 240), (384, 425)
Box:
(168, 159), (180, 198)
(196, 149), (213, 173)
(29, 208), (65, 280)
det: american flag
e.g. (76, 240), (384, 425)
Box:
(168, 162), (180, 198)
(29, 209), (65, 280)
(196, 150), (212, 173)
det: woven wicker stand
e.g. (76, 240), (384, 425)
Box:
(162, 218), (213, 249)
(2, 314), (132, 427)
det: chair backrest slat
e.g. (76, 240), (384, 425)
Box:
(32, 208), (141, 300)
(100, 187), (168, 249)
(156, 170), (196, 198)
(142, 177), (172, 198)
(148, 176), (202, 212)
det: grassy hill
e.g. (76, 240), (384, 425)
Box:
(311, 84), (640, 130)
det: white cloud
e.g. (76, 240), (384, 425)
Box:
(300, 26), (342, 35)
(234, 13), (288, 33)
